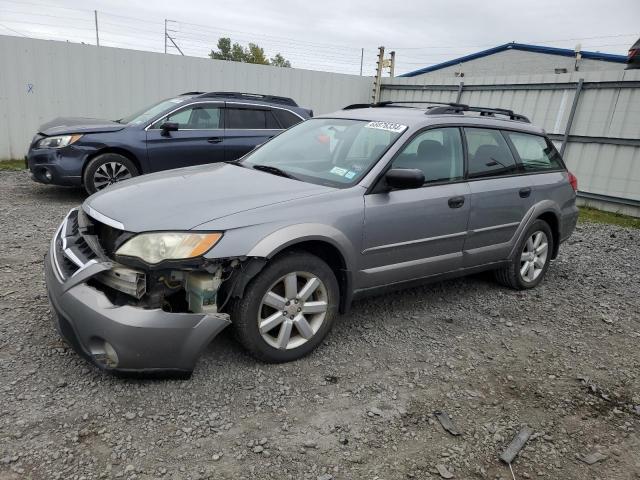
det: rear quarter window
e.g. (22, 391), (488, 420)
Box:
(273, 109), (304, 129)
(505, 132), (563, 171)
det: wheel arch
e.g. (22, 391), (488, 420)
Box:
(536, 210), (560, 259)
(241, 225), (357, 313)
(82, 147), (142, 184)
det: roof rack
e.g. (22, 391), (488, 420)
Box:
(342, 100), (530, 123)
(425, 103), (530, 123)
(343, 100), (468, 110)
(180, 91), (205, 96)
(197, 92), (298, 107)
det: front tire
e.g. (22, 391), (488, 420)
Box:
(230, 252), (339, 363)
(83, 153), (138, 195)
(495, 219), (554, 290)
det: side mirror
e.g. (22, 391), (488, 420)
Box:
(385, 168), (425, 190)
(160, 122), (179, 136)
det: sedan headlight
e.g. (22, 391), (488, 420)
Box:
(37, 134), (83, 149)
(116, 232), (223, 264)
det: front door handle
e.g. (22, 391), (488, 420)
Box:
(207, 137), (223, 144)
(448, 196), (465, 209)
(519, 187), (532, 198)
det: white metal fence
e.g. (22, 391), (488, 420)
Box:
(2, 35), (639, 216)
(0, 35), (370, 159)
(381, 70), (640, 215)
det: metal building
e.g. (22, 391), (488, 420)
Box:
(400, 43), (627, 78)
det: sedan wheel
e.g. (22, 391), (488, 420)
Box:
(258, 272), (328, 350)
(519, 231), (548, 282)
(93, 162), (132, 190)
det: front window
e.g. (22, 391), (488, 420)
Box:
(118, 96), (194, 125)
(240, 118), (407, 187)
(157, 104), (222, 129)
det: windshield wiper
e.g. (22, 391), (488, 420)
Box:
(251, 164), (298, 180)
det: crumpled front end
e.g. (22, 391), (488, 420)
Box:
(45, 208), (231, 373)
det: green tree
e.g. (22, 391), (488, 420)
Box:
(270, 53), (291, 68)
(209, 37), (291, 67)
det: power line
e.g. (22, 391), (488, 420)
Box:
(0, 22), (27, 36)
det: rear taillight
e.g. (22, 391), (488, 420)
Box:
(629, 48), (638, 60)
(568, 171), (578, 191)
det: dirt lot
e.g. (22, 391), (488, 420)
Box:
(1, 170), (639, 480)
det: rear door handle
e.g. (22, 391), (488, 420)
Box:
(519, 187), (532, 198)
(207, 137), (223, 144)
(448, 196), (465, 209)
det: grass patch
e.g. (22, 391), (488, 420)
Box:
(0, 159), (26, 171)
(579, 206), (640, 229)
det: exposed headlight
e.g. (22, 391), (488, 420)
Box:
(116, 232), (223, 264)
(37, 134), (83, 149)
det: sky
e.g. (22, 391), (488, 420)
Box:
(0, 0), (638, 75)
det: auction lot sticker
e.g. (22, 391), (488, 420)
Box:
(364, 121), (407, 133)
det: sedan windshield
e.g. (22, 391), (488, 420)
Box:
(240, 118), (407, 187)
(118, 96), (192, 125)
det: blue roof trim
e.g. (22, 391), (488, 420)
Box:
(399, 42), (627, 77)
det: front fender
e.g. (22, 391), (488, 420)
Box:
(246, 223), (357, 272)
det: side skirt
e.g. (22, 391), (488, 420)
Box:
(350, 260), (509, 303)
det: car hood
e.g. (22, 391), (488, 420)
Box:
(83, 163), (334, 232)
(39, 117), (126, 136)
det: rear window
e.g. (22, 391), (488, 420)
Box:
(505, 132), (563, 171)
(226, 108), (279, 129)
(465, 128), (518, 178)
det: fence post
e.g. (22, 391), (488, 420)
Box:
(456, 81), (464, 103)
(560, 78), (584, 156)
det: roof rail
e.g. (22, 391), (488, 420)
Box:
(180, 91), (205, 96)
(342, 100), (530, 123)
(426, 103), (530, 122)
(342, 100), (468, 110)
(198, 92), (298, 107)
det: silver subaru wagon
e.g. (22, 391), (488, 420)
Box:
(44, 102), (579, 375)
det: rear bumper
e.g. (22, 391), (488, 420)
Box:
(44, 213), (231, 373)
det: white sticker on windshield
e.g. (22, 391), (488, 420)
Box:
(364, 121), (407, 133)
(330, 166), (348, 176)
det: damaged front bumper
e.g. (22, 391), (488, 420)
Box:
(44, 209), (231, 374)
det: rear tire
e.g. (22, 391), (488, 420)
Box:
(230, 251), (339, 363)
(83, 153), (138, 195)
(495, 219), (554, 290)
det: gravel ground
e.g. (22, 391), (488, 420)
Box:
(1, 170), (639, 480)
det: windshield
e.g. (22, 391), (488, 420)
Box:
(118, 96), (192, 125)
(240, 118), (407, 187)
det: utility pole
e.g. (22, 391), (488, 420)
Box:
(360, 48), (364, 76)
(164, 20), (183, 55)
(94, 10), (99, 47)
(389, 50), (395, 77)
(372, 46), (384, 103)
(167, 34), (184, 55)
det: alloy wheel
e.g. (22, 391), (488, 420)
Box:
(258, 271), (328, 350)
(93, 162), (132, 190)
(519, 230), (548, 282)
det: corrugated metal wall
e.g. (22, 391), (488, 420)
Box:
(0, 35), (371, 159)
(381, 70), (640, 211)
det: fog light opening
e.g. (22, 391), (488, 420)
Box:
(41, 168), (53, 183)
(88, 338), (119, 368)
